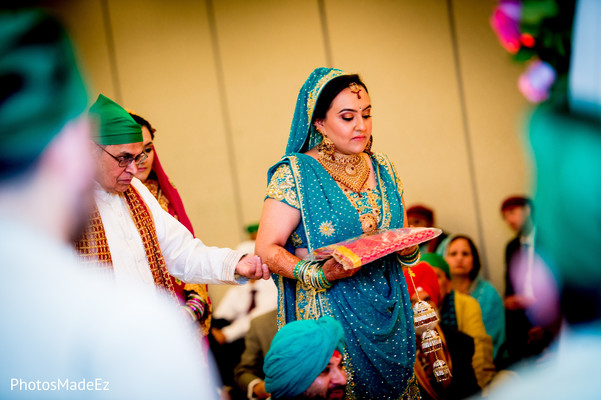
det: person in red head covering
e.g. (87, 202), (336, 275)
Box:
(130, 112), (212, 336)
(404, 262), (480, 400)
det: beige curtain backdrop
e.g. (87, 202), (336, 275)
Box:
(39, 0), (530, 304)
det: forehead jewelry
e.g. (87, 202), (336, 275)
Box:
(349, 82), (362, 99)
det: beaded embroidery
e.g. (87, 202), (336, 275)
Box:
(266, 164), (300, 209)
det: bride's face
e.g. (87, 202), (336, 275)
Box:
(314, 86), (372, 155)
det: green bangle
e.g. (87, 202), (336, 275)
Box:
(399, 247), (420, 266)
(318, 266), (332, 289)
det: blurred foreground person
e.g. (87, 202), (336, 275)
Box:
(263, 317), (347, 400)
(485, 0), (601, 398)
(0, 9), (216, 398)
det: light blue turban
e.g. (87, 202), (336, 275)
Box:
(263, 316), (345, 399)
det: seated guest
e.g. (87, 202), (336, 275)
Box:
(421, 253), (496, 388)
(130, 112), (212, 335)
(233, 310), (278, 399)
(407, 204), (449, 254)
(263, 316), (346, 400)
(210, 277), (278, 390)
(404, 262), (481, 399)
(443, 235), (506, 361)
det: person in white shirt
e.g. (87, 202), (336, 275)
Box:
(75, 94), (269, 296)
(0, 9), (218, 398)
(210, 277), (278, 393)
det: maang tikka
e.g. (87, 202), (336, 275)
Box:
(349, 82), (362, 99)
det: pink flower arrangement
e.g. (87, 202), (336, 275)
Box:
(490, 0), (523, 53)
(518, 60), (556, 103)
(490, 0), (570, 103)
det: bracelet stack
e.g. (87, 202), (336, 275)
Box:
(293, 260), (332, 290)
(185, 293), (207, 321)
(398, 246), (421, 267)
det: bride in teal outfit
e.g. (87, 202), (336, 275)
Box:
(256, 68), (420, 399)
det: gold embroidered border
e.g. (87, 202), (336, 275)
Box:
(75, 186), (176, 300)
(306, 70), (345, 121)
(124, 186), (176, 300)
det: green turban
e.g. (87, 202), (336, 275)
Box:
(0, 9), (87, 181)
(420, 253), (450, 279)
(264, 316), (345, 399)
(245, 223), (259, 235)
(89, 94), (142, 145)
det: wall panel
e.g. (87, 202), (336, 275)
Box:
(214, 0), (329, 230)
(106, 0), (240, 249)
(453, 0), (530, 290)
(326, 0), (481, 248)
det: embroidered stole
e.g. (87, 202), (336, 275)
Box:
(75, 185), (176, 299)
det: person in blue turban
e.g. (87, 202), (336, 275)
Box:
(263, 316), (346, 399)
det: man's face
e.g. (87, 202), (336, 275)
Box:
(407, 214), (431, 228)
(503, 205), (530, 233)
(302, 351), (346, 399)
(94, 142), (143, 193)
(410, 288), (439, 312)
(432, 267), (452, 298)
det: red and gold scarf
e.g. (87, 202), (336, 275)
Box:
(75, 185), (176, 300)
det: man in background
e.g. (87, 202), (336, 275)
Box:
(406, 204), (449, 254)
(501, 196), (553, 366)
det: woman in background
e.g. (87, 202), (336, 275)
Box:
(443, 235), (506, 360)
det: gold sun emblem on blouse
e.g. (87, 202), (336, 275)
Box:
(319, 221), (335, 237)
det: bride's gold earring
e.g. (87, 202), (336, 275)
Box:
(317, 132), (336, 160)
(365, 136), (373, 155)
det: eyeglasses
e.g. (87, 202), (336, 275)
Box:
(96, 143), (148, 168)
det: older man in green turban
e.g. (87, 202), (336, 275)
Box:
(263, 316), (347, 400)
(0, 9), (218, 399)
(76, 92), (269, 297)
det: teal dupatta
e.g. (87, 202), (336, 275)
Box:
(267, 68), (416, 399)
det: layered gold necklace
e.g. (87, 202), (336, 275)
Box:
(318, 147), (370, 193)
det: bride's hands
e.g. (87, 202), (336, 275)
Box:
(396, 244), (419, 257)
(322, 258), (360, 282)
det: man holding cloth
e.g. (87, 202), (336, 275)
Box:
(76, 94), (269, 293)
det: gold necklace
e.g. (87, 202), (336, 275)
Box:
(318, 148), (370, 193)
(344, 187), (381, 233)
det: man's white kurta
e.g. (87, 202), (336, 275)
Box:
(94, 177), (245, 288)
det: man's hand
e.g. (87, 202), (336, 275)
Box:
(504, 294), (536, 310)
(235, 254), (270, 280)
(396, 244), (419, 257)
(211, 327), (226, 345)
(253, 380), (270, 399)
